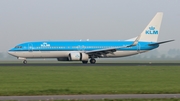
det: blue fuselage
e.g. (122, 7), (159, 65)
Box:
(9, 41), (158, 52)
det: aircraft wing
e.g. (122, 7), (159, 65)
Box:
(85, 35), (140, 56)
(85, 35), (141, 54)
(85, 46), (126, 55)
(85, 44), (137, 58)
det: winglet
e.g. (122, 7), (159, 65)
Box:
(128, 35), (141, 47)
(132, 35), (141, 46)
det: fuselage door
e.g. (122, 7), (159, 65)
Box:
(28, 43), (33, 52)
(137, 43), (141, 53)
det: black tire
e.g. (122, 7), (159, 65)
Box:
(23, 60), (27, 64)
(90, 59), (96, 64)
(82, 61), (88, 64)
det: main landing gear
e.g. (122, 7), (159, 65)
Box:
(82, 59), (96, 64)
(90, 58), (96, 64)
(22, 60), (27, 64)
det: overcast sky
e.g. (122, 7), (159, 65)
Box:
(0, 0), (179, 52)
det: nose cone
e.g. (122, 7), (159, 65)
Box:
(8, 51), (14, 56)
(8, 48), (16, 56)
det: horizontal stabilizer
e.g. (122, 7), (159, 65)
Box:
(149, 40), (174, 46)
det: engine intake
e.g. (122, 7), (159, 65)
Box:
(68, 52), (89, 61)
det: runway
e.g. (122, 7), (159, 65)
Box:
(0, 94), (180, 101)
(0, 63), (180, 66)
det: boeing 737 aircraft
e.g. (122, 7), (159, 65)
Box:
(8, 12), (174, 64)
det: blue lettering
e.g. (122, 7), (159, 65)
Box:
(153, 30), (158, 34)
(145, 30), (158, 34)
(146, 30), (149, 34)
(150, 30), (154, 34)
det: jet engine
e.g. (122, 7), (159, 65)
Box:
(68, 52), (89, 61)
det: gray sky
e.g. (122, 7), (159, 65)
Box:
(0, 0), (179, 52)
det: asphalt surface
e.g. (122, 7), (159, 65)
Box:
(0, 63), (180, 66)
(0, 94), (180, 101)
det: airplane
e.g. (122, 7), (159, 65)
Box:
(8, 12), (174, 64)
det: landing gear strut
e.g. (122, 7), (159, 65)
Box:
(90, 59), (96, 64)
(23, 60), (27, 64)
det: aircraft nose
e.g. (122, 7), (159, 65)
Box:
(8, 51), (13, 55)
(8, 51), (16, 56)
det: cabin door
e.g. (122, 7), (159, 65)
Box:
(28, 43), (33, 52)
(137, 44), (141, 53)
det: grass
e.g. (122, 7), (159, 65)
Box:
(0, 66), (180, 95)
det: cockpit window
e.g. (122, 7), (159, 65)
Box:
(15, 46), (22, 48)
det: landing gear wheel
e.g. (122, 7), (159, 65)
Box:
(90, 59), (96, 64)
(23, 60), (27, 64)
(82, 61), (88, 64)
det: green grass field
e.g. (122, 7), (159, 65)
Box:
(0, 65), (180, 95)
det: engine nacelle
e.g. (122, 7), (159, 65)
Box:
(68, 52), (89, 61)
